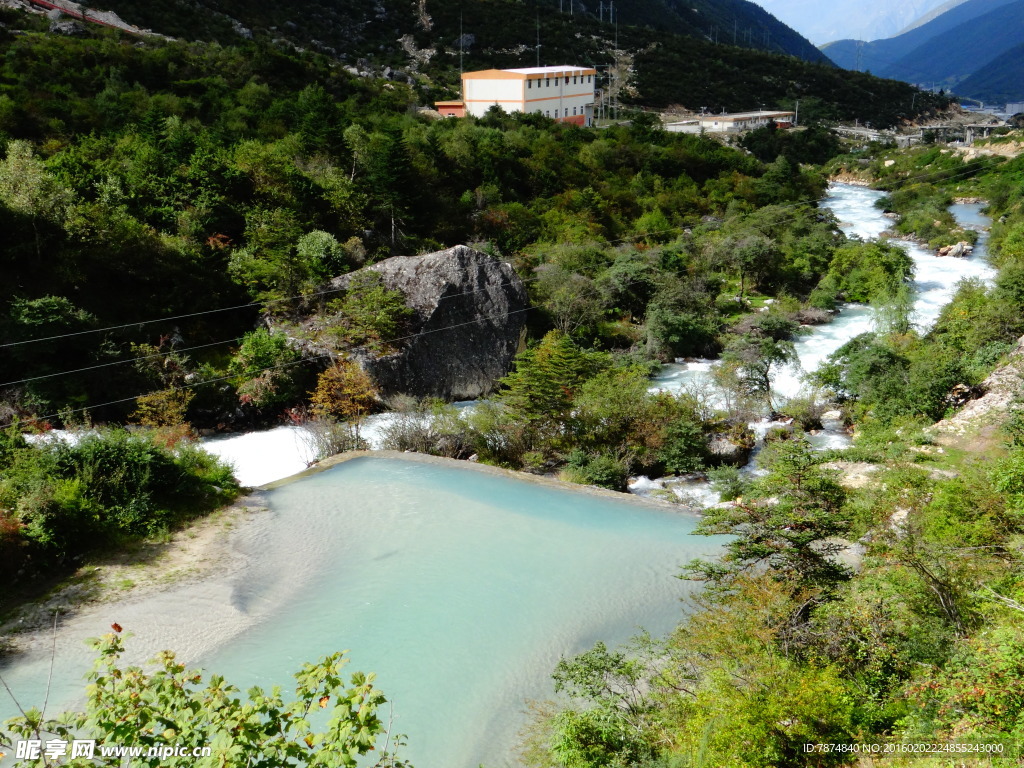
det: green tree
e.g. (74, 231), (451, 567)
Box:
(0, 630), (410, 767)
(229, 329), (304, 410)
(0, 140), (74, 259)
(330, 272), (413, 351)
(686, 438), (850, 588)
(498, 332), (609, 425)
(718, 332), (796, 411)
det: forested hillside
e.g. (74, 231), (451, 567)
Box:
(89, 0), (829, 63)
(24, 0), (947, 120)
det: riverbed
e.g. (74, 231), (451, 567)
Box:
(636, 183), (996, 504)
(0, 454), (726, 767)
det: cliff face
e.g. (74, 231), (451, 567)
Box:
(327, 245), (528, 401)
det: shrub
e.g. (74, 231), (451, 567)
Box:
(562, 450), (629, 491)
(2, 429), (238, 572)
(309, 360), (378, 421)
(229, 328), (304, 410)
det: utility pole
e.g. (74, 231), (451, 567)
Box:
(794, 99), (799, 127)
(614, 11), (619, 121)
(459, 11), (464, 74)
(536, 13), (541, 67)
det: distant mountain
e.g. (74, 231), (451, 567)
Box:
(752, 0), (950, 44)
(822, 0), (1019, 80)
(617, 0), (828, 62)
(883, 1), (1024, 86)
(896, 0), (971, 34)
(956, 42), (1024, 102)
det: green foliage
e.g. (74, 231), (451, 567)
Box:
(687, 438), (850, 588)
(562, 450), (629, 491)
(548, 642), (655, 767)
(0, 428), (237, 574)
(498, 332), (610, 425)
(0, 631), (410, 767)
(656, 413), (708, 475)
(329, 272), (413, 351)
(813, 240), (913, 306)
(815, 332), (970, 423)
(739, 123), (842, 166)
(717, 329), (797, 411)
(706, 465), (751, 501)
(228, 328), (304, 410)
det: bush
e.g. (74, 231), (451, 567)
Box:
(301, 416), (369, 461)
(561, 450), (629, 491)
(1, 429), (238, 572)
(229, 329), (305, 410)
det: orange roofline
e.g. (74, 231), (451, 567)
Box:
(462, 69), (528, 80)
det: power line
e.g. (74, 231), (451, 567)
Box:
(1, 304), (539, 429)
(0, 273), (549, 388)
(0, 336), (244, 389)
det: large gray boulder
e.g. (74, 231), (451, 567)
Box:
(327, 245), (528, 400)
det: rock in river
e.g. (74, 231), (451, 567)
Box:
(324, 245), (528, 400)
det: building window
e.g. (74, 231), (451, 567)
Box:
(527, 79), (532, 89)
(554, 109), (559, 118)
(565, 76), (569, 84)
(545, 77), (550, 87)
(546, 110), (550, 117)
(588, 75), (592, 83)
(573, 106), (577, 115)
(573, 75), (577, 84)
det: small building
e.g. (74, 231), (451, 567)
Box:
(1006, 102), (1024, 115)
(434, 100), (466, 118)
(435, 65), (597, 126)
(694, 110), (795, 133)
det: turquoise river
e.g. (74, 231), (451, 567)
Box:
(0, 456), (727, 767)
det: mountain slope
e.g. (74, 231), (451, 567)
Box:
(897, 0), (970, 34)
(884, 0), (1024, 86)
(752, 0), (950, 44)
(956, 42), (1024, 101)
(4, 0), (943, 126)
(89, 0), (830, 64)
(821, 0), (1018, 75)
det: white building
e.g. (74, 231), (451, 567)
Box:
(1006, 102), (1024, 115)
(668, 110), (795, 134)
(453, 65), (597, 125)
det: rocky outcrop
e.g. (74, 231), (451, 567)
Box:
(326, 245), (528, 400)
(706, 425), (756, 467)
(931, 334), (1024, 442)
(49, 18), (85, 35)
(935, 241), (973, 258)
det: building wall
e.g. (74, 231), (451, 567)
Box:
(464, 78), (524, 117)
(698, 114), (794, 133)
(524, 73), (594, 123)
(435, 102), (466, 118)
